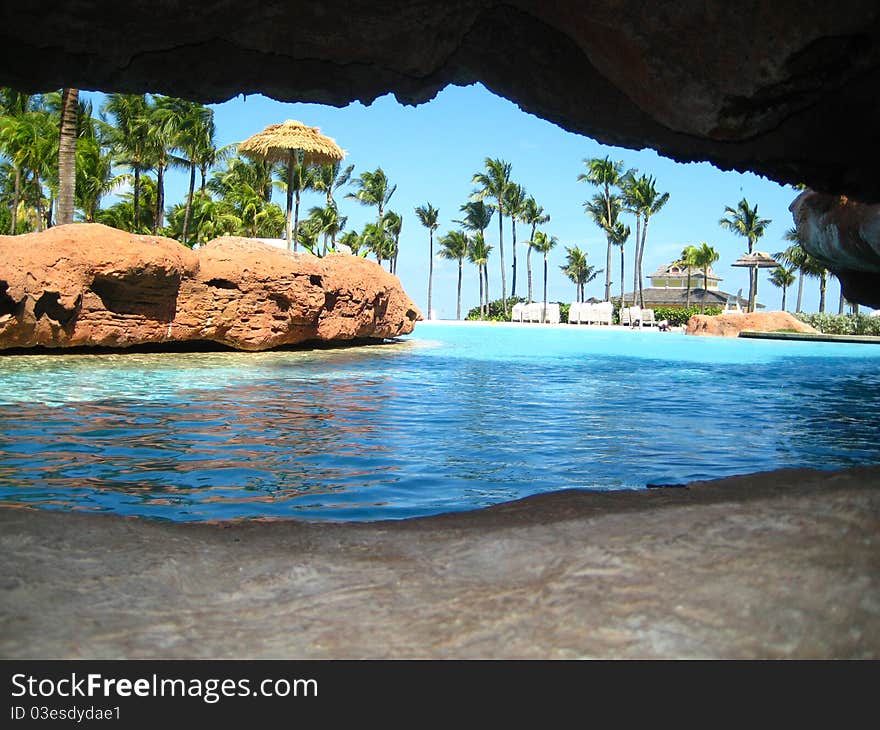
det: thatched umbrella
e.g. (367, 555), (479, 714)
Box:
(238, 120), (345, 251)
(731, 251), (779, 312)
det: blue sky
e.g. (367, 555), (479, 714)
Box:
(86, 83), (846, 318)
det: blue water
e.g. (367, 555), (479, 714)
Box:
(1, 321), (879, 521)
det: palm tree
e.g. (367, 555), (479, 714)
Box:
(145, 95), (186, 233)
(455, 200), (493, 238)
(560, 246), (600, 303)
(56, 88), (78, 225)
(384, 210), (403, 273)
(306, 204), (347, 255)
(610, 220), (631, 306)
(75, 137), (125, 222)
(361, 218), (395, 267)
(208, 155), (280, 238)
(338, 230), (363, 256)
(521, 196), (549, 303)
(689, 242), (720, 313)
(439, 230), (469, 320)
(313, 162), (354, 208)
(677, 245), (699, 308)
(531, 231), (558, 314)
(583, 192), (622, 297)
(622, 172), (670, 307)
(774, 228), (808, 313)
(472, 158), (512, 315)
(313, 161), (354, 248)
(414, 203), (440, 318)
(769, 266), (796, 311)
(280, 161), (314, 251)
(467, 232), (492, 318)
(0, 111), (31, 232)
(578, 156), (624, 302)
(102, 93), (150, 230)
(166, 99), (213, 244)
(504, 182), (526, 299)
(719, 198), (771, 312)
(347, 167), (396, 227)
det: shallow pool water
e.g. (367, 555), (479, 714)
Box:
(1, 322), (879, 521)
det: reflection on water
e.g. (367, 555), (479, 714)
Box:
(1, 325), (879, 521)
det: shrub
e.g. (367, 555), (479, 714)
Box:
(465, 297), (526, 322)
(793, 313), (880, 336)
(650, 306), (722, 327)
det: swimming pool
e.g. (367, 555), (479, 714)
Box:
(1, 321), (879, 521)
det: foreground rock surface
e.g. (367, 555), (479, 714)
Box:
(0, 224), (420, 351)
(686, 311), (817, 338)
(1, 466), (878, 659)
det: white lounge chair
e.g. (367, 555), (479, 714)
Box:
(543, 302), (560, 324)
(568, 301), (584, 324)
(512, 302), (527, 322)
(591, 301), (613, 326)
(620, 305), (643, 328)
(641, 308), (657, 327)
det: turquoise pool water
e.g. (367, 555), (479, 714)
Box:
(1, 321), (879, 521)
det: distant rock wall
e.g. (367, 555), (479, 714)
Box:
(0, 224), (421, 351)
(686, 311), (817, 337)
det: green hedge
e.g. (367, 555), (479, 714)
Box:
(465, 297), (526, 322)
(650, 306), (723, 327)
(793, 313), (880, 336)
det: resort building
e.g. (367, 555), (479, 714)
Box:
(621, 260), (760, 310)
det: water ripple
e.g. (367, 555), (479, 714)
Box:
(0, 324), (879, 520)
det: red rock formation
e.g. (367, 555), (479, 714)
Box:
(686, 311), (818, 338)
(0, 224), (420, 351)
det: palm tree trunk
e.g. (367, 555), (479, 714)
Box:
(781, 285), (787, 312)
(511, 217), (517, 299)
(700, 265), (708, 313)
(526, 247), (533, 303)
(427, 230), (433, 319)
(639, 215), (648, 307)
(796, 271), (804, 313)
(543, 254), (548, 317)
(753, 270), (760, 314)
(747, 267), (756, 313)
(10, 165), (20, 234)
(478, 263), (484, 319)
(632, 215), (641, 308)
(285, 157), (294, 251)
(154, 164), (165, 233)
(686, 271), (692, 308)
(456, 258), (462, 320)
(484, 264), (490, 315)
(498, 200), (507, 315)
(619, 245), (625, 308)
(57, 88), (78, 226)
(200, 165), (207, 196)
(293, 190), (301, 253)
(132, 163), (140, 232)
(838, 288), (845, 315)
(182, 161), (196, 244)
(604, 184), (612, 302)
(819, 273), (827, 313)
(33, 170), (44, 232)
(604, 236), (612, 302)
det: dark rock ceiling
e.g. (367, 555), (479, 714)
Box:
(2, 0), (879, 302)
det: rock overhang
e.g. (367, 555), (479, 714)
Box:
(2, 1), (880, 303)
